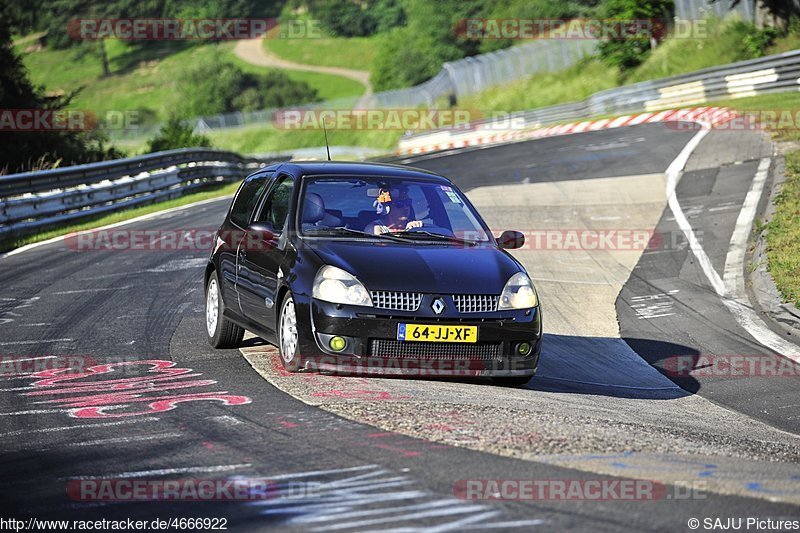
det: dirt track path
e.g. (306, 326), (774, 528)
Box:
(234, 38), (372, 96)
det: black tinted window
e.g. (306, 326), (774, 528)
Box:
(256, 176), (294, 232)
(230, 174), (271, 227)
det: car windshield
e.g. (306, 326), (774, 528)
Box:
(299, 177), (492, 242)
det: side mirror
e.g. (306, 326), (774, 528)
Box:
(497, 230), (525, 250)
(246, 222), (275, 245)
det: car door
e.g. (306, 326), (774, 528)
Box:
(236, 173), (296, 330)
(220, 171), (274, 313)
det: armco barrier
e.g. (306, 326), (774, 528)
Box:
(397, 49), (800, 155)
(0, 148), (286, 240)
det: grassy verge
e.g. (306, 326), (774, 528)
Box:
(229, 52), (366, 101)
(464, 17), (800, 113)
(768, 151), (800, 306)
(263, 35), (378, 70)
(208, 124), (401, 154)
(704, 92), (800, 306)
(0, 181), (241, 254)
(19, 40), (365, 127)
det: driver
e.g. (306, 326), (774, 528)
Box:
(365, 186), (423, 235)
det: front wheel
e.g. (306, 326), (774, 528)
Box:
(278, 292), (304, 372)
(205, 271), (244, 348)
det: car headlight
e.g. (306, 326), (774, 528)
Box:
(312, 265), (373, 307)
(498, 272), (538, 310)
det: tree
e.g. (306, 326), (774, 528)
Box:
(597, 0), (673, 71)
(146, 115), (211, 153)
(0, 13), (119, 174)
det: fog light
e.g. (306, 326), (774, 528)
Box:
(517, 342), (532, 356)
(329, 336), (347, 352)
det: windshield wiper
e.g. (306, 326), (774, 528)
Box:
(391, 230), (480, 246)
(304, 226), (409, 242)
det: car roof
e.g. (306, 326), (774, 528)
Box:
(263, 161), (450, 182)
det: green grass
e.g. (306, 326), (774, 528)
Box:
(706, 92), (800, 306)
(263, 35), (379, 70)
(459, 59), (618, 112)
(20, 40), (222, 122)
(208, 124), (401, 154)
(229, 53), (365, 101)
(463, 17), (800, 114)
(19, 40), (365, 127)
(0, 181), (241, 254)
(769, 151), (800, 306)
(628, 18), (776, 83)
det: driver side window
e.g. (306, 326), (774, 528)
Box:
(255, 175), (295, 234)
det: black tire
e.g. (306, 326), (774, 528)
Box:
(494, 375), (533, 387)
(277, 291), (304, 372)
(205, 270), (244, 349)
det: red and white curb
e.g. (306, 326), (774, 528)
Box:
(395, 107), (736, 156)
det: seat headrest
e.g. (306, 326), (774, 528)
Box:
(303, 192), (326, 223)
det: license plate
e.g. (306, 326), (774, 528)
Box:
(397, 324), (478, 343)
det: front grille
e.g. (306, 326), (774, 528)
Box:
(369, 339), (502, 361)
(452, 294), (499, 313)
(370, 291), (422, 311)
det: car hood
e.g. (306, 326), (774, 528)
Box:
(307, 240), (522, 294)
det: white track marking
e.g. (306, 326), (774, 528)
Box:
(52, 286), (132, 295)
(0, 355), (58, 363)
(0, 408), (71, 416)
(0, 417), (159, 438)
(0, 338), (73, 345)
(68, 432), (181, 447)
(70, 463), (252, 479)
(0, 195), (233, 260)
(666, 134), (800, 361)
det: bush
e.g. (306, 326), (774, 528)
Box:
(146, 116), (211, 153)
(309, 0), (405, 37)
(597, 0), (673, 72)
(174, 48), (320, 117)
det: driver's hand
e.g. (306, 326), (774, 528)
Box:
(405, 220), (423, 230)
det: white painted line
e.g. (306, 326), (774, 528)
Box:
(52, 286), (132, 295)
(0, 195), (234, 260)
(71, 463), (253, 479)
(0, 338), (73, 346)
(0, 355), (58, 363)
(531, 277), (617, 286)
(0, 417), (159, 438)
(665, 136), (800, 362)
(0, 408), (71, 416)
(69, 432), (181, 447)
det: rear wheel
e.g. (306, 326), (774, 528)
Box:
(278, 292), (303, 372)
(206, 271), (244, 348)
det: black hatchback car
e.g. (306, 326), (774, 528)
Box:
(204, 161), (541, 385)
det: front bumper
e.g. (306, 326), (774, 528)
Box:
(300, 298), (542, 377)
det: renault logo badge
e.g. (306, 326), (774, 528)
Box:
(431, 297), (445, 315)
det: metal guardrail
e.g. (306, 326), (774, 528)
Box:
(0, 148), (285, 240)
(397, 48), (800, 153)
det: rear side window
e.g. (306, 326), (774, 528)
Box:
(230, 174), (271, 228)
(255, 175), (295, 233)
